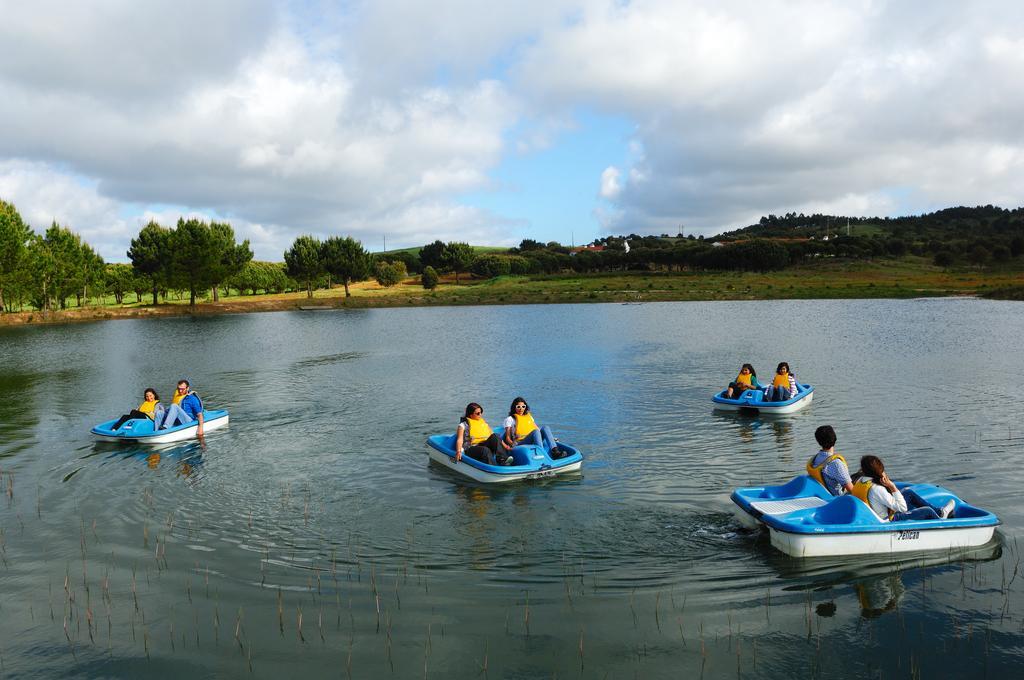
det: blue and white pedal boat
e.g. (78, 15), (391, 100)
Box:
(712, 383), (813, 415)
(732, 475), (999, 557)
(91, 409), (229, 444)
(425, 431), (583, 483)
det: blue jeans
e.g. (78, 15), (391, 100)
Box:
(157, 403), (194, 430)
(892, 488), (940, 521)
(517, 426), (558, 451)
(767, 386), (791, 402)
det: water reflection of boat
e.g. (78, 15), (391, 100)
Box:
(91, 409), (229, 443)
(733, 475), (1000, 557)
(763, 538), (1002, 582)
(425, 431), (583, 483)
(101, 442), (205, 480)
(712, 384), (814, 415)
(764, 541), (1002, 619)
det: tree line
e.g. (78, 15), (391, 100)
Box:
(0, 199), (258, 312)
(280, 236), (480, 297)
(1, 199), (107, 312)
(5, 195), (1024, 313)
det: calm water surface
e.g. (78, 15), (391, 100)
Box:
(1, 298), (1023, 678)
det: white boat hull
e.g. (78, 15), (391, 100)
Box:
(768, 524), (996, 558)
(93, 414), (229, 444)
(426, 446), (582, 483)
(714, 391), (813, 415)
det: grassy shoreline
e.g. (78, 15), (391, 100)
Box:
(2, 258), (1022, 327)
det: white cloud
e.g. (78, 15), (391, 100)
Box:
(599, 166), (621, 199)
(0, 160), (131, 258)
(513, 0), (1024, 234)
(1, 0), (1023, 252)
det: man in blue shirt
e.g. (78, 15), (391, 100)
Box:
(807, 425), (854, 496)
(156, 379), (204, 436)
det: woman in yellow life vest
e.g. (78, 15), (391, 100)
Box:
(765, 362), (798, 401)
(851, 455), (955, 522)
(455, 403), (512, 466)
(724, 363), (761, 399)
(501, 397), (567, 458)
(111, 388), (165, 431)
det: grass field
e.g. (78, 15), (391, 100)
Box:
(3, 257), (1023, 325)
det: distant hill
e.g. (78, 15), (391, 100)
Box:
(718, 205), (1024, 242)
(377, 245), (509, 256)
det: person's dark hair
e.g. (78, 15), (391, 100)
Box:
(144, 388), (160, 401)
(509, 397), (530, 417)
(814, 425), (837, 450)
(776, 362), (790, 374)
(178, 379), (190, 388)
(859, 455), (885, 484)
(740, 363), (756, 378)
(461, 402), (483, 424)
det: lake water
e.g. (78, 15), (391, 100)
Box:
(1, 298), (1023, 678)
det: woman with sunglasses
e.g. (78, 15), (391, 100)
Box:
(765, 362), (798, 401)
(455, 403), (513, 465)
(502, 397), (566, 458)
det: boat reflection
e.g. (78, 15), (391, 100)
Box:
(761, 538), (1002, 619)
(711, 410), (797, 450)
(94, 440), (205, 483)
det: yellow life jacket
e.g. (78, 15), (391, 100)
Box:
(806, 452), (846, 490)
(851, 478), (894, 520)
(735, 372), (753, 386)
(464, 417), (491, 445)
(513, 413), (538, 441)
(137, 400), (159, 419)
(772, 373), (790, 388)
(172, 390), (203, 410)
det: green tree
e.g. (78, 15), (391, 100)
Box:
(169, 218), (220, 307)
(374, 260), (406, 287)
(42, 223), (82, 309)
(105, 263), (134, 304)
(442, 242), (475, 284)
(968, 244), (991, 265)
(76, 242), (105, 306)
(470, 254), (511, 278)
(387, 250), (421, 274)
(321, 236), (371, 297)
(421, 265), (439, 289)
(284, 235), (323, 298)
(128, 221), (172, 305)
(207, 221), (253, 302)
(0, 199), (32, 312)
(419, 240), (446, 270)
(228, 261), (268, 295)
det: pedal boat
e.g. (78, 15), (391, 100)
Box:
(731, 475), (999, 557)
(91, 409), (229, 444)
(712, 383), (813, 415)
(425, 431), (583, 483)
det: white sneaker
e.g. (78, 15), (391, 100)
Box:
(939, 499), (955, 519)
(504, 456), (515, 466)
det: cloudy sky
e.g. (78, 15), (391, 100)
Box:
(1, 1), (1022, 261)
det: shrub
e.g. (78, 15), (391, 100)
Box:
(507, 255), (533, 275)
(933, 251), (954, 267)
(375, 260), (407, 287)
(421, 266), (439, 290)
(470, 254), (512, 278)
